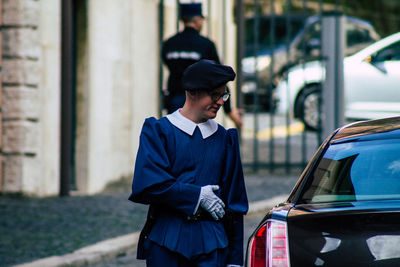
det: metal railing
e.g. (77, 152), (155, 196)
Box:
(157, 0), (344, 174)
(239, 0), (341, 173)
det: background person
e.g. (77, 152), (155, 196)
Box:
(162, 2), (243, 128)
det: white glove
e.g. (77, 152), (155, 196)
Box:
(199, 185), (225, 220)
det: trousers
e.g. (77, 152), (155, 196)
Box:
(145, 241), (228, 267)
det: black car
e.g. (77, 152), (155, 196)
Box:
(246, 117), (400, 266)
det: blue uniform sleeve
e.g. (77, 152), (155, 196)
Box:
(221, 129), (249, 265)
(128, 118), (201, 216)
(221, 129), (248, 214)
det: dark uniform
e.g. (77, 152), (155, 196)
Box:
(162, 27), (219, 97)
(130, 60), (248, 267)
(162, 28), (232, 114)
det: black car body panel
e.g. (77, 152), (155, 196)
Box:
(288, 202), (400, 266)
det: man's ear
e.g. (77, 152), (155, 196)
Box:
(187, 91), (197, 101)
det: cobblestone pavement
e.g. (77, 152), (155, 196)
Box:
(0, 191), (147, 266)
(0, 171), (299, 266)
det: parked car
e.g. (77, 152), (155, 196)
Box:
(276, 31), (400, 131)
(242, 15), (305, 111)
(246, 116), (400, 267)
(242, 15), (380, 111)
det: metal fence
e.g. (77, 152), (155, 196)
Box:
(157, 0), (368, 173)
(241, 0), (335, 173)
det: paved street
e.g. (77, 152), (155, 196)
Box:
(1, 173), (299, 266)
(241, 112), (322, 167)
(242, 112), (306, 142)
(91, 211), (267, 267)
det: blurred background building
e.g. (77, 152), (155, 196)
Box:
(1, 0), (400, 197)
(0, 0), (237, 196)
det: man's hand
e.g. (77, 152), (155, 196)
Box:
(199, 185), (225, 220)
(228, 108), (244, 129)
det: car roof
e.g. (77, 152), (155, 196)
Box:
(305, 14), (375, 29)
(345, 16), (375, 28)
(245, 14), (374, 28)
(331, 117), (400, 144)
(245, 14), (306, 21)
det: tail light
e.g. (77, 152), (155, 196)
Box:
(248, 220), (290, 267)
(249, 224), (267, 267)
(266, 220), (290, 267)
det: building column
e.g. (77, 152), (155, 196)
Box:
(1, 0), (41, 194)
(0, 0), (3, 191)
(1, 0), (61, 196)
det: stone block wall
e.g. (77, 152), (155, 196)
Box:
(0, 0), (3, 191)
(2, 0), (41, 193)
(0, 0), (235, 196)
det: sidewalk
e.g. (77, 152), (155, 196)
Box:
(1, 171), (300, 267)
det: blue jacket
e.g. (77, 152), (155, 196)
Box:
(129, 116), (248, 265)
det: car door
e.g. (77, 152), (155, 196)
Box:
(345, 40), (400, 119)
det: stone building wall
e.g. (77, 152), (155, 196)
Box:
(74, 0), (159, 194)
(1, 0), (41, 193)
(1, 0), (60, 196)
(0, 0), (237, 196)
(0, 0), (2, 191)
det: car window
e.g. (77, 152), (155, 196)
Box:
(294, 19), (378, 56)
(373, 41), (400, 62)
(346, 23), (375, 46)
(295, 21), (321, 51)
(299, 138), (400, 203)
(245, 17), (304, 49)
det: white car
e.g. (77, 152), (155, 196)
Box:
(276, 32), (400, 130)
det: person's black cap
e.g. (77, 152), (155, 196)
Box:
(182, 60), (236, 92)
(180, 3), (204, 18)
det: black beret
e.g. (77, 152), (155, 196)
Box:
(182, 60), (236, 91)
(180, 3), (203, 18)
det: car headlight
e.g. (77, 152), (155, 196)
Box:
(242, 57), (256, 74)
(256, 55), (271, 72)
(242, 55), (271, 74)
(242, 81), (257, 93)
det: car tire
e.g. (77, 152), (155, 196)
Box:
(296, 85), (321, 131)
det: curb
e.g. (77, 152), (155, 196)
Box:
(14, 195), (287, 267)
(248, 195), (287, 214)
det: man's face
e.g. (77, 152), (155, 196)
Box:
(193, 16), (204, 31)
(192, 85), (226, 121)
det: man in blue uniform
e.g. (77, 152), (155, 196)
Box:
(129, 60), (248, 267)
(162, 3), (243, 128)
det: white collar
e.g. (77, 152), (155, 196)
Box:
(166, 109), (218, 139)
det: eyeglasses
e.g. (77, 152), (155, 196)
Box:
(208, 91), (230, 102)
